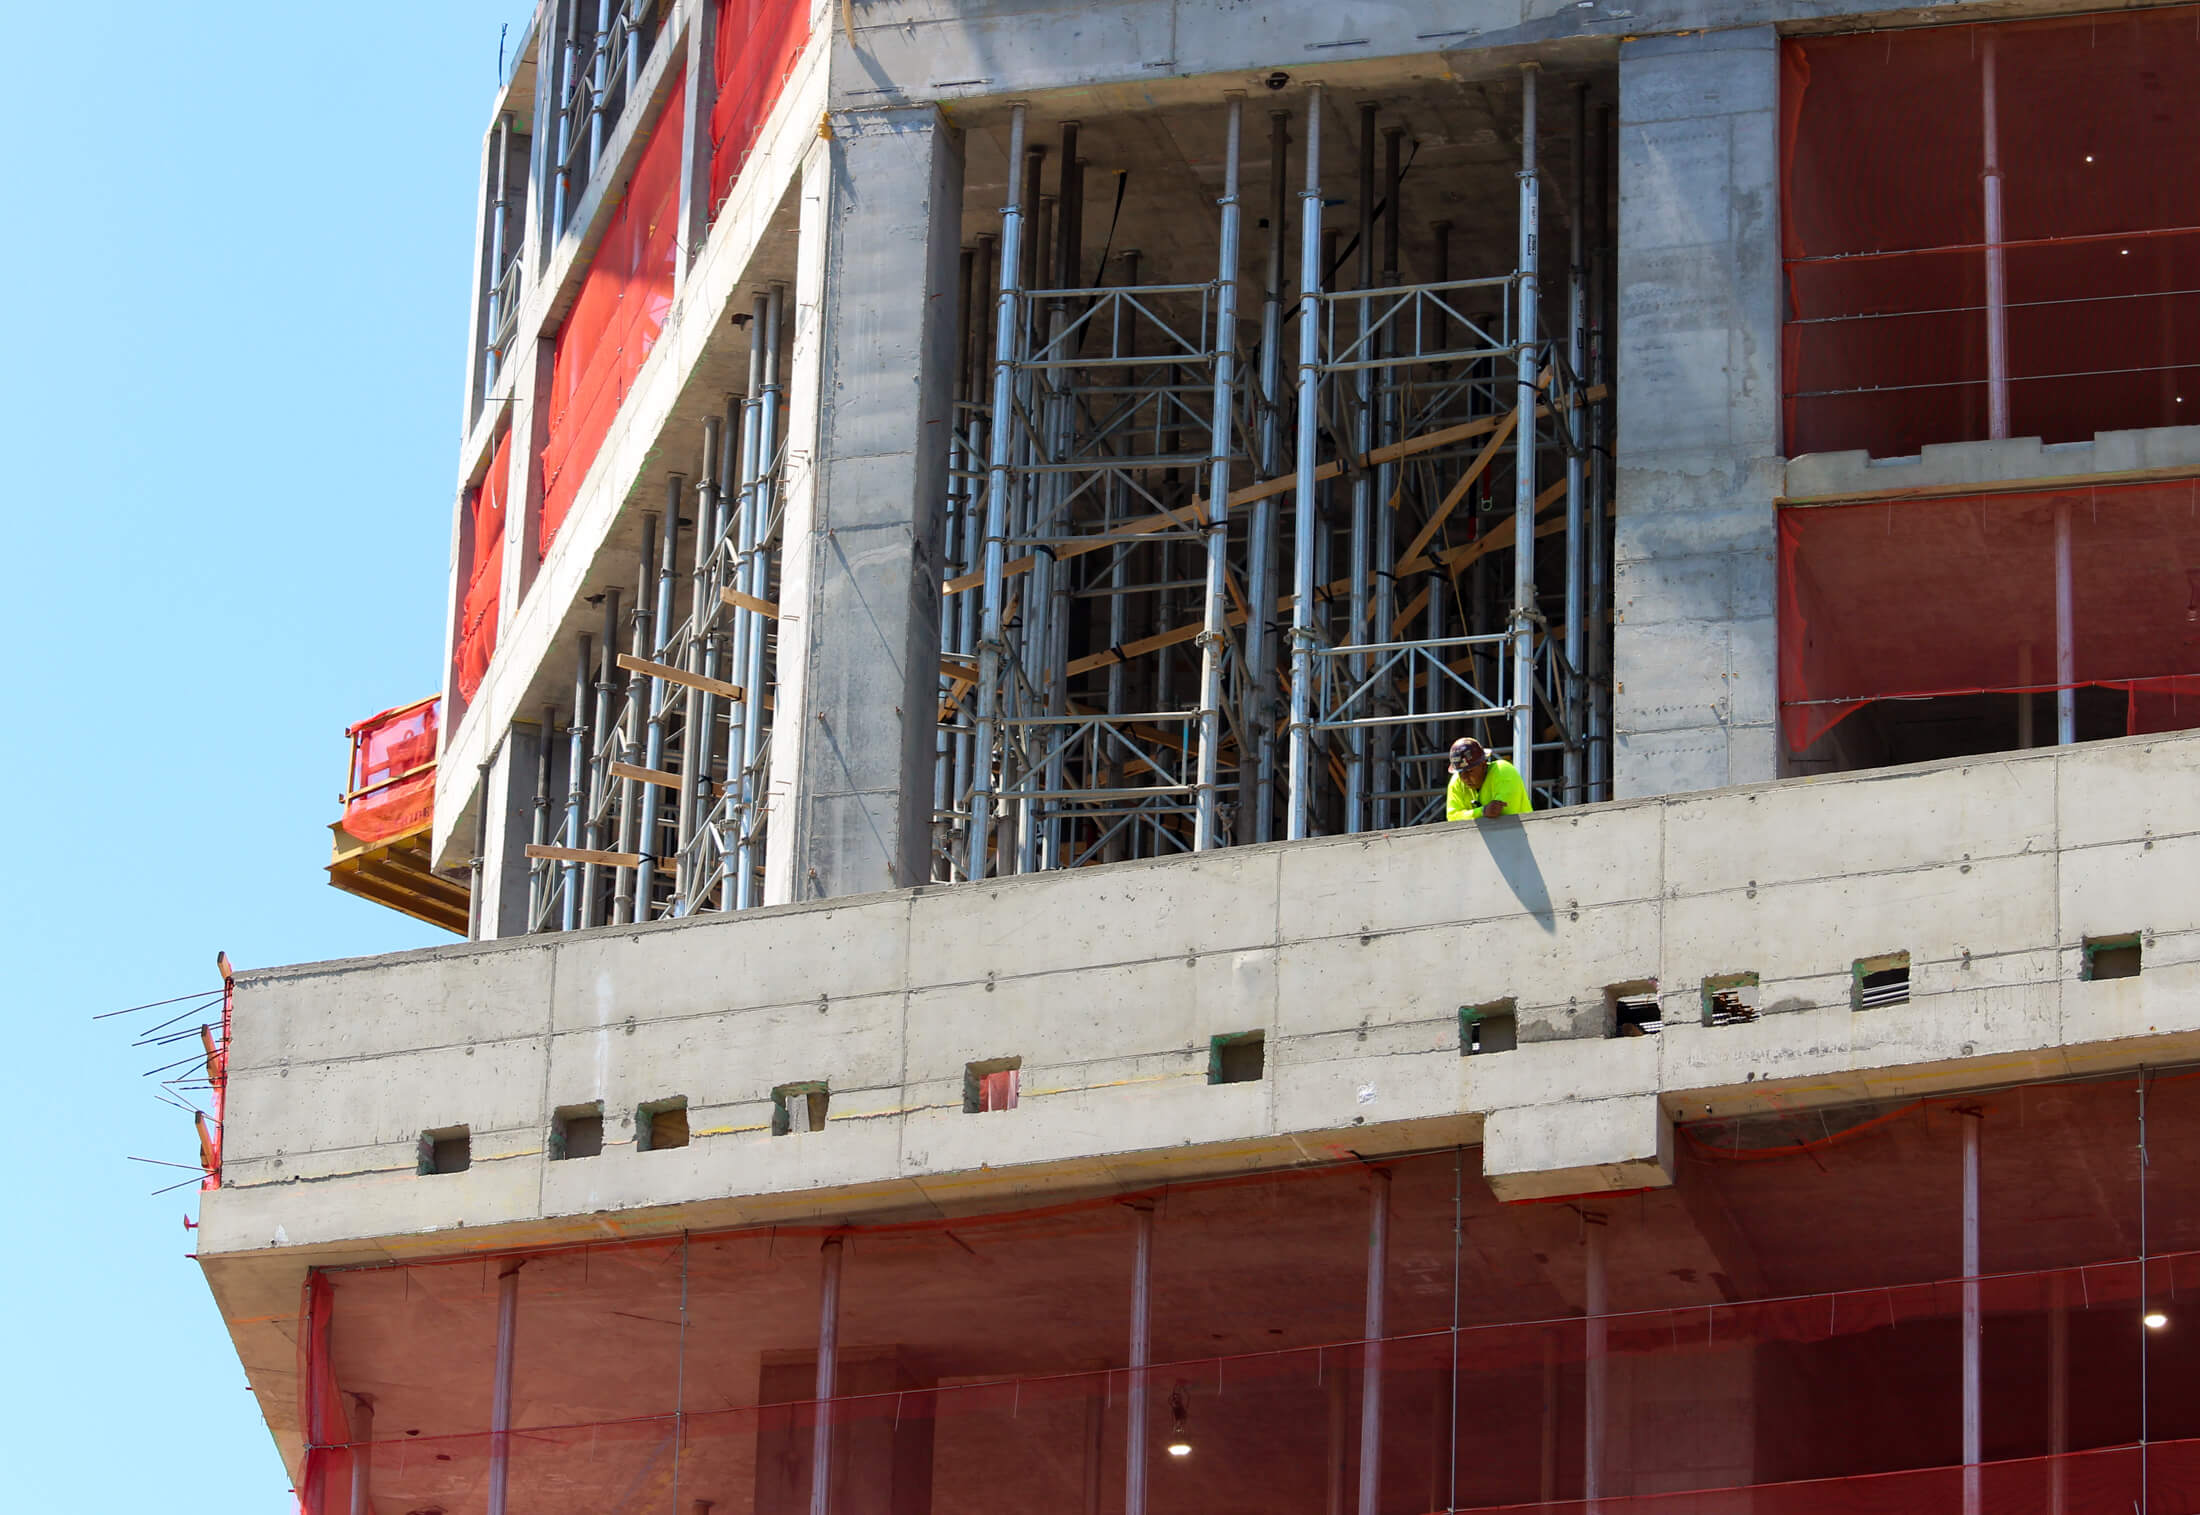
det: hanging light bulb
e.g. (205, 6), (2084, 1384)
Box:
(1166, 1382), (1193, 1457)
(2145, 1309), (2170, 1330)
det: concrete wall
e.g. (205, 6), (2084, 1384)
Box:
(1609, 27), (1782, 799)
(209, 727), (2200, 1265)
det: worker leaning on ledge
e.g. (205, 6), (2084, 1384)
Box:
(1444, 736), (1532, 821)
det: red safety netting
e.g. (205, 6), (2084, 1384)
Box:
(454, 427), (511, 705)
(294, 1068), (2200, 1514)
(1778, 477), (2200, 750)
(709, 0), (810, 220)
(538, 78), (689, 558)
(341, 696), (439, 844)
(1782, 9), (2200, 459)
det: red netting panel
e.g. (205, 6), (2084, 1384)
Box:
(1777, 478), (2200, 749)
(1782, 11), (2200, 458)
(454, 428), (511, 706)
(301, 1071), (2200, 1515)
(537, 77), (689, 558)
(341, 695), (439, 844)
(709, 0), (810, 220)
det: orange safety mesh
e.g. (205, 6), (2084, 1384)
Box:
(454, 428), (511, 706)
(537, 78), (689, 558)
(297, 1068), (2200, 1515)
(1778, 477), (2200, 750)
(341, 696), (439, 844)
(709, 0), (810, 220)
(1781, 10), (2200, 459)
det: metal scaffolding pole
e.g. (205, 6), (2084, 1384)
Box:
(811, 1238), (843, 1515)
(1962, 1110), (1983, 1515)
(1584, 1212), (1606, 1504)
(1563, 83), (1589, 806)
(1356, 1169), (1391, 1515)
(637, 479), (684, 909)
(562, 637), (591, 930)
(1287, 85), (1326, 841)
(737, 286), (785, 906)
(2055, 502), (2076, 745)
(486, 1264), (520, 1515)
(1194, 95), (1245, 850)
(528, 701), (556, 928)
(1511, 64), (1542, 778)
(348, 1394), (375, 1515)
(483, 114), (514, 393)
(613, 517), (656, 924)
(1127, 1204), (1154, 1515)
(970, 103), (1030, 882)
(1345, 102), (1377, 835)
(1587, 104), (1613, 802)
(1247, 110), (1291, 846)
(583, 591), (621, 927)
(1982, 35), (2011, 441)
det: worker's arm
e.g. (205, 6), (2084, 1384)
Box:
(1483, 763), (1531, 817)
(1444, 778), (1474, 822)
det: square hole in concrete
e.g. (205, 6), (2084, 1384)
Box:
(1607, 981), (1661, 1037)
(772, 1082), (829, 1136)
(1854, 952), (1911, 1010)
(965, 1058), (1022, 1113)
(552, 1103), (605, 1160)
(418, 1126), (471, 1176)
(1701, 973), (1761, 1027)
(1209, 1032), (1266, 1084)
(1461, 1000), (1518, 1056)
(2085, 934), (2143, 981)
(638, 1097), (689, 1152)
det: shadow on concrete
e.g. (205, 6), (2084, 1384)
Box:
(1473, 818), (1556, 933)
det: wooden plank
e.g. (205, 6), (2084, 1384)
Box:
(610, 759), (687, 791)
(526, 843), (645, 867)
(616, 653), (745, 703)
(1394, 410), (1518, 573)
(721, 587), (782, 618)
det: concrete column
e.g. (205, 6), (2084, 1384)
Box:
(474, 720), (543, 939)
(1611, 27), (1781, 798)
(765, 107), (964, 903)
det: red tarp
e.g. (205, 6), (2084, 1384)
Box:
(1778, 478), (2200, 749)
(537, 78), (689, 557)
(1782, 10), (2200, 458)
(342, 697), (439, 844)
(709, 0), (810, 219)
(454, 428), (510, 705)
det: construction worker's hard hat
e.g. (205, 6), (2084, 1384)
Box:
(1448, 737), (1486, 772)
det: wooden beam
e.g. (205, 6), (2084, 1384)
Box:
(525, 843), (645, 867)
(1394, 410), (1518, 573)
(721, 587), (783, 618)
(610, 759), (687, 791)
(616, 653), (745, 703)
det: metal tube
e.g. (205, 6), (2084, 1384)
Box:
(563, 637), (590, 930)
(811, 1238), (843, 1515)
(1584, 1214), (1606, 1503)
(1287, 86), (1326, 840)
(528, 702), (555, 929)
(1127, 1205), (1154, 1515)
(1195, 95), (1245, 850)
(486, 1265), (520, 1515)
(1962, 1111), (1982, 1515)
(1345, 102), (1377, 835)
(552, 16), (579, 230)
(683, 417), (726, 905)
(2055, 502), (2076, 745)
(1247, 109), (1291, 846)
(1371, 123), (1405, 830)
(971, 104), (1031, 882)
(614, 518), (657, 924)
(1356, 1170), (1391, 1515)
(1982, 37), (2010, 440)
(1511, 64), (1542, 778)
(467, 754), (491, 941)
(636, 479), (684, 911)
(584, 592), (621, 926)
(2050, 1274), (2068, 1515)
(738, 287), (785, 907)
(484, 114), (513, 393)
(1563, 83), (1589, 806)
(347, 1394), (375, 1515)
(588, 0), (614, 180)
(1586, 105), (1613, 802)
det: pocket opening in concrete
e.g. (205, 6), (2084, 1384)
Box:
(1461, 1000), (1518, 1056)
(1209, 1032), (1266, 1085)
(638, 1097), (689, 1152)
(1607, 981), (1661, 1038)
(1853, 952), (1911, 1010)
(552, 1103), (606, 1160)
(1701, 973), (1761, 1028)
(772, 1082), (830, 1136)
(965, 1058), (1022, 1113)
(2084, 934), (2143, 981)
(418, 1126), (471, 1176)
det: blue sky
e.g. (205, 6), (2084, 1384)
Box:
(0, 5), (527, 1506)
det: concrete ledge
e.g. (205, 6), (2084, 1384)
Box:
(1482, 1093), (1675, 1203)
(1784, 424), (2200, 501)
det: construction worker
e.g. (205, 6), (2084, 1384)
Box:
(1445, 736), (1532, 821)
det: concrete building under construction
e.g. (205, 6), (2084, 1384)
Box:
(203, 0), (2200, 1509)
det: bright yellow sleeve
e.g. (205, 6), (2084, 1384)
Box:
(1445, 776), (1474, 822)
(1492, 761), (1532, 815)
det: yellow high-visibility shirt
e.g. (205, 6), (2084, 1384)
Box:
(1446, 759), (1532, 821)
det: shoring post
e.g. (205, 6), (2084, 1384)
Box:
(1981, 35), (2011, 441)
(1511, 63), (1542, 779)
(1286, 85), (1327, 840)
(1371, 123), (1406, 829)
(811, 1237), (844, 1515)
(347, 1393), (375, 1515)
(1356, 1169), (1392, 1515)
(588, 0), (614, 178)
(484, 114), (514, 394)
(2055, 502), (2076, 745)
(1126, 1204), (1155, 1515)
(486, 1264), (521, 1515)
(562, 637), (591, 930)
(528, 702), (556, 928)
(1563, 82), (1589, 806)
(1195, 94), (1246, 850)
(731, 305), (768, 905)
(584, 592), (622, 926)
(970, 103), (1031, 882)
(1246, 109), (1292, 845)
(1962, 1109), (1983, 1515)
(2050, 1272), (2069, 1515)
(613, 517), (658, 924)
(552, 19), (579, 231)
(1586, 104), (1613, 801)
(467, 754), (491, 941)
(682, 418), (726, 908)
(1584, 1209), (1606, 1503)
(637, 477), (685, 909)
(1345, 101), (1377, 835)
(737, 287), (786, 906)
